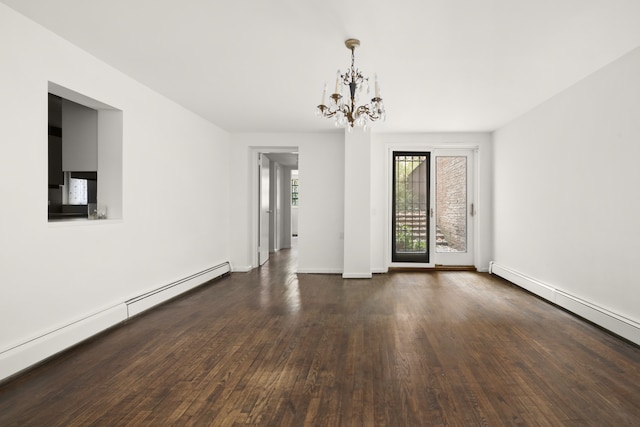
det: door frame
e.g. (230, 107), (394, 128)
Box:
(385, 144), (479, 269)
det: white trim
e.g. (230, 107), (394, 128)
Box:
(126, 263), (230, 317)
(342, 273), (373, 279)
(0, 304), (127, 381)
(231, 265), (252, 273)
(390, 262), (435, 269)
(490, 262), (556, 301)
(0, 262), (230, 382)
(490, 262), (640, 345)
(473, 146), (482, 270)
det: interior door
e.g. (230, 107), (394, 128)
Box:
(259, 154), (270, 265)
(432, 149), (474, 266)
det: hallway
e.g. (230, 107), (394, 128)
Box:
(1, 247), (639, 426)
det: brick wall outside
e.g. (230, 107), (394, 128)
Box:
(436, 157), (466, 251)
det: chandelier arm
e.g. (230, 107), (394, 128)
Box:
(357, 106), (373, 121)
(317, 104), (339, 119)
(355, 102), (385, 121)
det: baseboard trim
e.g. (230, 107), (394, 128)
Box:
(0, 304), (127, 382)
(490, 262), (640, 345)
(489, 262), (556, 301)
(342, 273), (373, 279)
(126, 262), (230, 317)
(0, 262), (230, 382)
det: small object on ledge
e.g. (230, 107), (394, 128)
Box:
(88, 203), (98, 220)
(97, 204), (107, 220)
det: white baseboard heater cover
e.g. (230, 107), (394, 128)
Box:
(490, 262), (640, 345)
(0, 262), (230, 382)
(126, 262), (230, 317)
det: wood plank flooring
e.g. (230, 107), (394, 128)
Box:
(1, 244), (639, 426)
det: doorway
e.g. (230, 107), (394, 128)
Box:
(255, 150), (299, 269)
(391, 149), (475, 267)
(258, 154), (270, 265)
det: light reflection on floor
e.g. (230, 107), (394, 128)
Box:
(260, 237), (300, 313)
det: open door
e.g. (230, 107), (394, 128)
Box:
(259, 154), (270, 265)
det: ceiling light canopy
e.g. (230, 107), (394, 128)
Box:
(316, 39), (385, 129)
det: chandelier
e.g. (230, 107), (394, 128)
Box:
(316, 39), (385, 129)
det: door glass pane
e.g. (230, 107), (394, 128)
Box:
(436, 156), (467, 253)
(393, 153), (429, 262)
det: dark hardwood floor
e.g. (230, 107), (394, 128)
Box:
(1, 243), (639, 426)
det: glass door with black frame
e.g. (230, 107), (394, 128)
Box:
(392, 151), (430, 263)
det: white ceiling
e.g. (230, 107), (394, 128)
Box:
(4, 0), (640, 133)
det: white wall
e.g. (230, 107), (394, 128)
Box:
(229, 133), (344, 273)
(0, 5), (230, 379)
(343, 129), (372, 278)
(493, 47), (640, 343)
(371, 133), (493, 272)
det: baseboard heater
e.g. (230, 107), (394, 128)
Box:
(490, 262), (640, 345)
(126, 262), (231, 317)
(0, 262), (231, 383)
